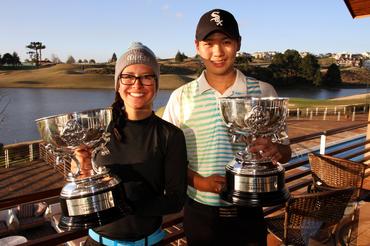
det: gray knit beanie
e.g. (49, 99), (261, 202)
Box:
(114, 42), (160, 91)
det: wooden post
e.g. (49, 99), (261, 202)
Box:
(297, 108), (300, 120)
(316, 107), (318, 116)
(310, 111), (313, 120)
(5, 149), (9, 168)
(366, 110), (370, 164)
(29, 144), (34, 162)
(323, 108), (327, 120)
(320, 134), (326, 154)
(337, 111), (341, 121)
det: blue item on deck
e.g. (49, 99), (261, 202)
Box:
(88, 228), (166, 246)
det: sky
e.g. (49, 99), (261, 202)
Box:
(1, 0), (370, 63)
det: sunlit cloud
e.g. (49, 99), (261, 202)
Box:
(175, 12), (183, 18)
(161, 4), (183, 19)
(161, 4), (170, 11)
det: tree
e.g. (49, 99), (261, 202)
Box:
(50, 54), (61, 64)
(282, 49), (302, 77)
(322, 64), (342, 86)
(110, 53), (117, 63)
(268, 49), (304, 86)
(83, 59), (88, 63)
(66, 56), (76, 64)
(194, 54), (201, 60)
(300, 53), (321, 85)
(26, 42), (46, 66)
(1, 53), (14, 65)
(27, 51), (37, 64)
(11, 52), (21, 66)
(89, 59), (96, 64)
(78, 59), (83, 63)
(235, 55), (251, 65)
(175, 51), (183, 62)
(175, 51), (187, 62)
(312, 69), (322, 87)
(239, 65), (273, 83)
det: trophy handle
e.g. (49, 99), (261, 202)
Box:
(45, 144), (80, 177)
(91, 146), (109, 175)
(69, 155), (81, 177)
(271, 123), (289, 144)
(90, 132), (110, 174)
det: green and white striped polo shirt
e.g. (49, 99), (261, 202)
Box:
(163, 69), (278, 206)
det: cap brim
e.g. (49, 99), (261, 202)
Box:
(196, 29), (237, 41)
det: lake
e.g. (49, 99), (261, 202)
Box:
(0, 87), (369, 144)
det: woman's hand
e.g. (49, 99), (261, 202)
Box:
(71, 146), (94, 178)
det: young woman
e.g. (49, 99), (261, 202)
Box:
(77, 42), (187, 246)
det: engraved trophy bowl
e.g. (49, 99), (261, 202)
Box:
(36, 108), (127, 230)
(218, 97), (290, 207)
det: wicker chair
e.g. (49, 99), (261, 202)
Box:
(266, 187), (354, 246)
(308, 153), (367, 245)
(308, 153), (366, 196)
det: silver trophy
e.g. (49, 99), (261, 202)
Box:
(36, 108), (127, 230)
(219, 97), (290, 207)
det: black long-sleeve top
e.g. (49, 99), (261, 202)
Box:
(92, 113), (187, 240)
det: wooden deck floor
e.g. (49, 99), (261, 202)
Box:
(0, 160), (64, 200)
(1, 115), (370, 245)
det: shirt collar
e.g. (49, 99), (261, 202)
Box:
(197, 69), (246, 96)
(197, 71), (213, 94)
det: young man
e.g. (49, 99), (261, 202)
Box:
(163, 9), (291, 246)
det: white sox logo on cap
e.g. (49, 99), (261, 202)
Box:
(210, 11), (223, 26)
(195, 9), (240, 41)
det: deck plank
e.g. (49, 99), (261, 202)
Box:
(0, 160), (64, 200)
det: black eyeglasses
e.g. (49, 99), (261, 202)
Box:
(119, 74), (156, 86)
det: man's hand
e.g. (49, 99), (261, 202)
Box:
(188, 169), (225, 193)
(248, 137), (291, 164)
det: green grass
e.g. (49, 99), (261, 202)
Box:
(289, 97), (369, 108)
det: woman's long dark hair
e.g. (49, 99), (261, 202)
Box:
(111, 91), (126, 142)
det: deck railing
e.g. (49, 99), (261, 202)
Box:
(0, 140), (41, 168)
(0, 122), (369, 245)
(287, 104), (368, 121)
(38, 142), (71, 177)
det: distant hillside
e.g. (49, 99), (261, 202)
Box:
(0, 64), (113, 89)
(340, 67), (370, 84)
(0, 59), (368, 89)
(0, 63), (192, 90)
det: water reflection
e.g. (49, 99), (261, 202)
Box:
(0, 87), (368, 144)
(0, 88), (171, 144)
